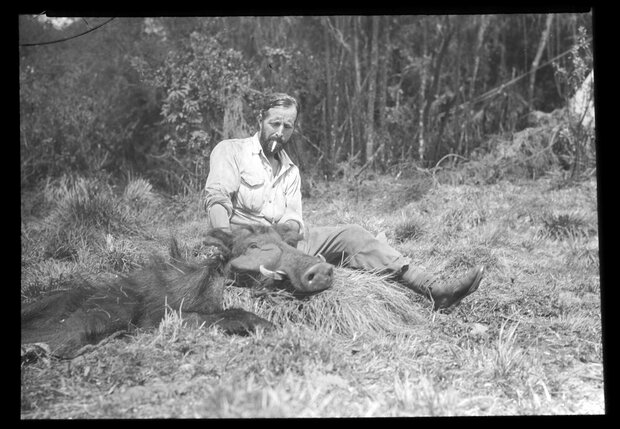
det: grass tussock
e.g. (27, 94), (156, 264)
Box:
(392, 371), (461, 416)
(442, 245), (501, 274)
(493, 320), (525, 378)
(538, 211), (596, 241)
(393, 217), (425, 243)
(49, 178), (134, 231)
(36, 176), (160, 260)
(224, 268), (427, 338)
(564, 241), (599, 270)
(439, 203), (487, 235)
(103, 234), (143, 272)
(123, 177), (154, 206)
(21, 260), (85, 302)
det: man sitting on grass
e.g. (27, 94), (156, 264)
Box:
(204, 92), (484, 310)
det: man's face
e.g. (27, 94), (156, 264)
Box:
(258, 105), (297, 156)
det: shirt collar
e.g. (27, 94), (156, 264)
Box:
(251, 132), (295, 168)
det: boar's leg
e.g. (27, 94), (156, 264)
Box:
(184, 309), (274, 335)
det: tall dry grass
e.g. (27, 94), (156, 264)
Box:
(224, 268), (428, 338)
(21, 171), (603, 417)
(21, 175), (167, 299)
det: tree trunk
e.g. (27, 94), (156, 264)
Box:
(377, 16), (390, 166)
(365, 16), (380, 166)
(528, 13), (555, 107)
(352, 16), (363, 158)
(470, 15), (490, 100)
(418, 19), (429, 163)
(323, 17), (336, 173)
(420, 16), (455, 165)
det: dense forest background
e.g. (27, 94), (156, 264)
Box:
(19, 13), (594, 194)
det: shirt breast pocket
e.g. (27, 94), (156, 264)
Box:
(238, 171), (265, 213)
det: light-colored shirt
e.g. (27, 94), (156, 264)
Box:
(204, 133), (304, 231)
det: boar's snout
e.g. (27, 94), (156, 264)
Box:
(300, 262), (334, 293)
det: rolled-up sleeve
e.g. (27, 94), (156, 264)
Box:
(204, 141), (240, 218)
(278, 166), (305, 233)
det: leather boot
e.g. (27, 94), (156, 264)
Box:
(400, 265), (484, 310)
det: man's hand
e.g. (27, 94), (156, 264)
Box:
(284, 220), (301, 234)
(275, 220), (303, 247)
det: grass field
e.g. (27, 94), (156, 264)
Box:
(20, 171), (604, 417)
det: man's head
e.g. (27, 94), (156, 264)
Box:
(257, 93), (299, 157)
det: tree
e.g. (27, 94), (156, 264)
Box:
(364, 16), (380, 166)
(20, 13), (594, 190)
(529, 14), (555, 107)
(377, 16), (391, 167)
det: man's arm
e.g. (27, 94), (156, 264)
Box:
(208, 204), (231, 230)
(279, 166), (304, 235)
(204, 141), (240, 229)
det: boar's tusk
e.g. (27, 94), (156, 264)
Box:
(317, 254), (326, 263)
(259, 265), (287, 280)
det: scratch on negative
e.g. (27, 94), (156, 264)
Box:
(120, 285), (129, 298)
(93, 304), (112, 319)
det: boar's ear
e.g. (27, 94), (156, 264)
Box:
(273, 223), (303, 247)
(203, 228), (234, 253)
(193, 228), (234, 261)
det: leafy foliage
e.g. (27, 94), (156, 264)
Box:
(20, 14), (594, 193)
(134, 28), (254, 192)
(20, 17), (161, 189)
(552, 26), (596, 176)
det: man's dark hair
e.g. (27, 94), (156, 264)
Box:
(258, 93), (300, 121)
